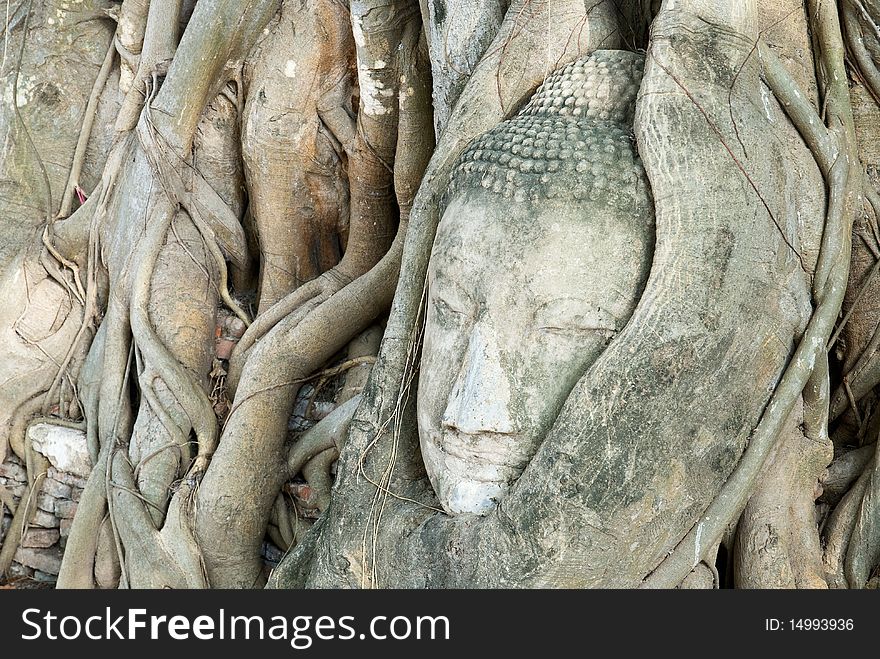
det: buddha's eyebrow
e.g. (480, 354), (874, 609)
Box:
(430, 274), (476, 301)
(429, 245), (484, 275)
(533, 296), (591, 310)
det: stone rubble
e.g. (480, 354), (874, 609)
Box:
(0, 424), (89, 584)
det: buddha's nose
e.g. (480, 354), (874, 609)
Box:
(441, 328), (516, 435)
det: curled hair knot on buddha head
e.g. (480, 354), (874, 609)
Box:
(443, 50), (652, 215)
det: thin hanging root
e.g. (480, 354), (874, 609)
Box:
(828, 250), (880, 349)
(841, 0), (880, 104)
(360, 285), (434, 588)
(58, 39), (117, 219)
(831, 306), (880, 418)
(313, 356), (377, 381)
(128, 202), (218, 467)
(139, 372), (189, 442)
(100, 342), (185, 588)
(42, 207), (103, 418)
(188, 210), (250, 327)
(844, 378), (863, 425)
(107, 446), (205, 588)
(337, 325), (383, 404)
(642, 34), (857, 588)
(39, 234), (85, 306)
(132, 441), (185, 483)
(357, 282), (440, 585)
(110, 476), (168, 518)
(105, 342), (137, 589)
(138, 101), (251, 332)
(128, 117), (219, 467)
(13, 0), (88, 311)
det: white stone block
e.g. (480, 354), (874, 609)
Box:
(27, 423), (92, 479)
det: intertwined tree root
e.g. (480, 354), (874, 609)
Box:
(2, 0), (880, 590)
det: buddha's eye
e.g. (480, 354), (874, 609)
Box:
(429, 281), (474, 323)
(432, 295), (465, 319)
(535, 299), (620, 338)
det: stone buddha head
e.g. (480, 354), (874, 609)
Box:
(417, 50), (654, 515)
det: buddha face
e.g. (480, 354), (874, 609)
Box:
(418, 188), (650, 515)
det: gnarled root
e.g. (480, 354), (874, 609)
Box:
(58, 0), (282, 588)
(191, 0), (433, 588)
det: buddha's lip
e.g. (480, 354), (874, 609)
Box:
(423, 427), (531, 472)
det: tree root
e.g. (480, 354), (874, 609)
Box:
(58, 39), (117, 220)
(842, 0), (880, 105)
(337, 325), (383, 404)
(287, 394), (360, 478)
(842, 443), (880, 587)
(240, 0), (354, 312)
(302, 449), (337, 513)
(115, 0), (150, 93)
(196, 226), (409, 587)
(642, 14), (859, 587)
(733, 402), (832, 588)
(823, 464), (870, 587)
(115, 0), (183, 133)
(267, 385), (364, 554)
(823, 442), (876, 504)
(59, 0), (282, 589)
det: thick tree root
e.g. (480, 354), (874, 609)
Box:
(643, 9), (860, 587)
